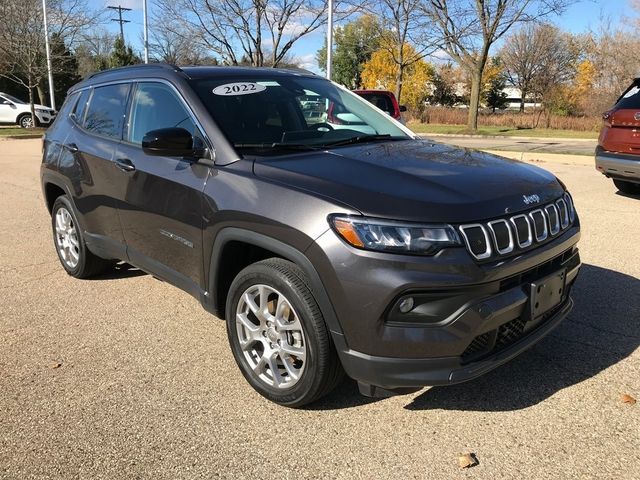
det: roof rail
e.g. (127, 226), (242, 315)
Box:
(87, 63), (184, 80)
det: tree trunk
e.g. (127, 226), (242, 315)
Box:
(519, 92), (525, 113)
(27, 82), (36, 129)
(467, 69), (482, 131)
(395, 65), (404, 105)
(36, 82), (46, 107)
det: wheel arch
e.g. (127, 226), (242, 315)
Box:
(208, 228), (344, 338)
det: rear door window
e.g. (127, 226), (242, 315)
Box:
(83, 83), (130, 139)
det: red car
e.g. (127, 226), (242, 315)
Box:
(353, 90), (406, 122)
(596, 78), (640, 194)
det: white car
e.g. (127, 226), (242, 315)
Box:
(0, 93), (56, 128)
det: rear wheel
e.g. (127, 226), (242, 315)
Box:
(226, 258), (343, 407)
(613, 179), (640, 195)
(51, 195), (112, 278)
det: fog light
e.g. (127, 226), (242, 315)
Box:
(399, 297), (414, 313)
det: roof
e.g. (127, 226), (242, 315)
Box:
(74, 63), (318, 90)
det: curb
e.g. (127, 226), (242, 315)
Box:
(416, 132), (598, 143)
(0, 134), (43, 140)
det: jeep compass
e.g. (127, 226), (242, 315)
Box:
(41, 64), (581, 406)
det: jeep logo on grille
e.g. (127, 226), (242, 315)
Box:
(522, 194), (541, 205)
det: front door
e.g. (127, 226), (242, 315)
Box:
(114, 81), (209, 293)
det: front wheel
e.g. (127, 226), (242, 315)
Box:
(613, 179), (640, 195)
(18, 114), (35, 129)
(226, 258), (343, 407)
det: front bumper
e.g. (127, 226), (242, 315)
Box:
(337, 273), (577, 390)
(595, 146), (640, 183)
(35, 111), (56, 125)
(309, 221), (581, 390)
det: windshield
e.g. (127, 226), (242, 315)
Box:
(1, 94), (25, 104)
(188, 75), (412, 155)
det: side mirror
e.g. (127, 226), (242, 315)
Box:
(399, 105), (407, 112)
(142, 127), (204, 158)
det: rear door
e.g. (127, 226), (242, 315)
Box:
(0, 95), (17, 123)
(114, 81), (209, 294)
(601, 80), (640, 154)
(60, 83), (130, 260)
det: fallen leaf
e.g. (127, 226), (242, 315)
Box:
(621, 394), (636, 405)
(50, 362), (62, 369)
(458, 453), (478, 469)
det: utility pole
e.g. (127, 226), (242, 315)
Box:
(142, 0), (149, 63)
(42, 0), (56, 110)
(326, 0), (333, 80)
(108, 5), (131, 41)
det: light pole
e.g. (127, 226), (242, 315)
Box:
(42, 0), (56, 110)
(326, 0), (333, 80)
(143, 0), (149, 63)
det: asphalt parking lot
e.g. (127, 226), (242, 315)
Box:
(1, 139), (638, 479)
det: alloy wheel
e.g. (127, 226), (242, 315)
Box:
(235, 284), (307, 389)
(54, 207), (80, 269)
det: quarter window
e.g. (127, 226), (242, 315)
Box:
(84, 83), (130, 139)
(71, 89), (91, 125)
(128, 82), (199, 145)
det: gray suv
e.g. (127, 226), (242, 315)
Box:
(41, 64), (581, 406)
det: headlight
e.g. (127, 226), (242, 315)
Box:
(36, 108), (47, 113)
(329, 215), (461, 255)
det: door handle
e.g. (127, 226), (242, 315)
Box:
(115, 158), (136, 172)
(64, 143), (78, 153)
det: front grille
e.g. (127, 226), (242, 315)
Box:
(458, 193), (576, 262)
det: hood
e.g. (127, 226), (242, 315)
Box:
(34, 104), (54, 111)
(253, 140), (564, 223)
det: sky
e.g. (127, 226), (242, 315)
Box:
(102, 0), (637, 74)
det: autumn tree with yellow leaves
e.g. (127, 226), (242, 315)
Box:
(361, 45), (434, 110)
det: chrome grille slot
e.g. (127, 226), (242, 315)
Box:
(556, 198), (569, 228)
(510, 214), (532, 248)
(487, 219), (514, 254)
(545, 204), (560, 236)
(529, 209), (548, 242)
(459, 224), (492, 260)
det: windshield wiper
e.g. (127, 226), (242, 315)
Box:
(233, 142), (321, 151)
(320, 134), (407, 148)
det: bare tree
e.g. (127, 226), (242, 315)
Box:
(0, 0), (101, 125)
(147, 21), (213, 65)
(501, 23), (549, 112)
(528, 25), (580, 126)
(422, 0), (573, 131)
(153, 0), (354, 67)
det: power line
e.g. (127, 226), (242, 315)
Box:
(108, 5), (132, 42)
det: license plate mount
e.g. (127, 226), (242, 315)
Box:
(527, 270), (566, 321)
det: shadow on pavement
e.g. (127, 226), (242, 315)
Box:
(404, 264), (639, 412)
(89, 262), (147, 280)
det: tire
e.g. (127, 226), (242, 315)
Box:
(225, 258), (344, 407)
(613, 179), (640, 195)
(51, 195), (112, 278)
(18, 114), (35, 129)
